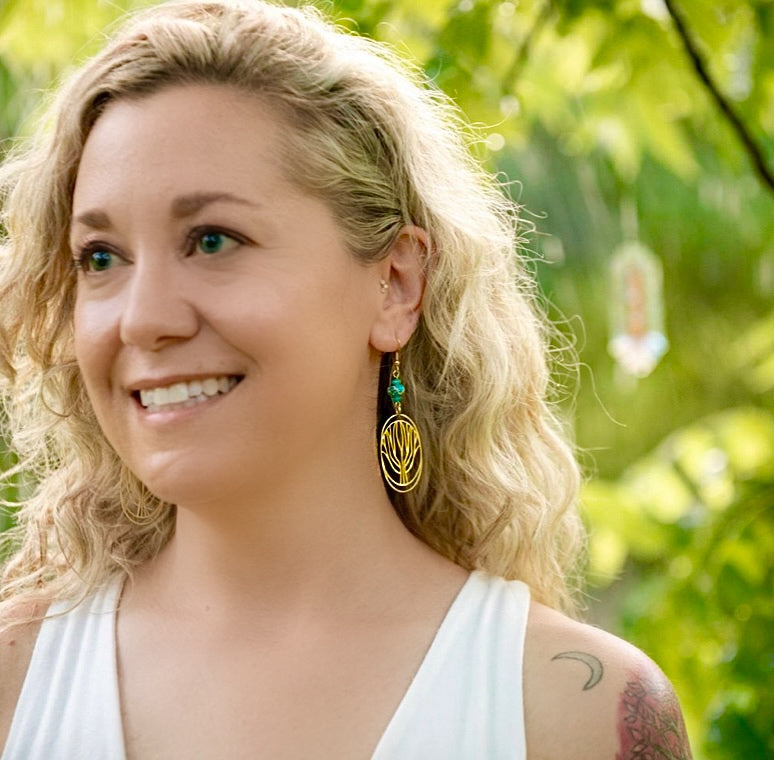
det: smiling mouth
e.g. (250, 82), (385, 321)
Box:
(133, 375), (242, 412)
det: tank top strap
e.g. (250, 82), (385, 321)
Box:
(372, 570), (530, 759)
(2, 578), (126, 760)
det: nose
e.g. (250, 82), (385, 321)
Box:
(119, 259), (199, 350)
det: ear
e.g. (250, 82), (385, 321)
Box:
(369, 225), (428, 352)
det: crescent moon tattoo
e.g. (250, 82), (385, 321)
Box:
(552, 651), (604, 691)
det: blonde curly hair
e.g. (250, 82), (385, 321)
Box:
(0, 0), (584, 615)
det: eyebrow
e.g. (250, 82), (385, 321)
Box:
(72, 209), (111, 230)
(71, 192), (259, 230)
(170, 192), (258, 218)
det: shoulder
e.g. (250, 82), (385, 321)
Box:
(522, 600), (692, 760)
(0, 600), (45, 750)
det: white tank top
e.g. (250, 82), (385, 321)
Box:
(3, 570), (529, 759)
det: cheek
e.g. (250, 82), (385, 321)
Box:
(73, 297), (116, 392)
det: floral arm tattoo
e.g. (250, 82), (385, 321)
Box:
(552, 652), (692, 760)
(616, 670), (692, 760)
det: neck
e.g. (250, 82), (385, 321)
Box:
(134, 454), (444, 619)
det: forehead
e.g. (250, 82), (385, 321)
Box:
(73, 84), (295, 213)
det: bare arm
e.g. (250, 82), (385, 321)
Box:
(524, 603), (692, 760)
(615, 665), (691, 760)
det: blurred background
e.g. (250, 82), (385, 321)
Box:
(1, 0), (771, 756)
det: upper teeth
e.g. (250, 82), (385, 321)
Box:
(138, 376), (237, 408)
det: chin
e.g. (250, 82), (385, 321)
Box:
(131, 455), (239, 511)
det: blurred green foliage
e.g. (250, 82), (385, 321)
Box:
(584, 406), (774, 757)
(1, 1), (772, 757)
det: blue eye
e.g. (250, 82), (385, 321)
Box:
(82, 249), (116, 272)
(197, 231), (236, 255)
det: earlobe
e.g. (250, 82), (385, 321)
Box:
(370, 225), (428, 352)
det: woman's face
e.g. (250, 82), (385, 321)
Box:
(71, 84), (385, 507)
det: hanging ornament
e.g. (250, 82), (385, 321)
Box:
(608, 241), (669, 378)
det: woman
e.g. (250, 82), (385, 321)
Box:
(0, 1), (691, 757)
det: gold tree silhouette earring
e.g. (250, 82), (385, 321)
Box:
(379, 348), (423, 493)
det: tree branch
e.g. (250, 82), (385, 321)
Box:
(501, 0), (554, 95)
(662, 0), (774, 194)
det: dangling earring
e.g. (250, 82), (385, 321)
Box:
(379, 349), (423, 493)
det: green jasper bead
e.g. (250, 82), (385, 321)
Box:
(388, 378), (405, 403)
